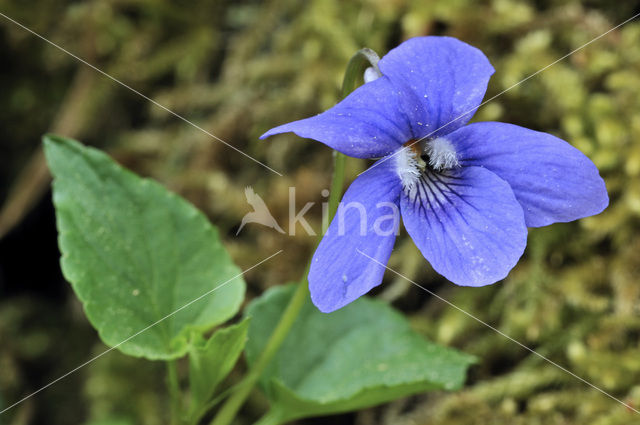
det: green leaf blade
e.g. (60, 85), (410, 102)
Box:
(245, 285), (474, 423)
(44, 134), (245, 360)
(189, 319), (250, 418)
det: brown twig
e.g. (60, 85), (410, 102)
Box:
(0, 66), (96, 239)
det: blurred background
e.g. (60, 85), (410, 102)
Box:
(1, 0), (640, 424)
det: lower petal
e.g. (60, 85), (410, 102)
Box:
(309, 160), (401, 312)
(400, 166), (527, 286)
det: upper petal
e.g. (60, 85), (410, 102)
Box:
(309, 160), (402, 312)
(378, 36), (495, 139)
(400, 166), (527, 286)
(447, 122), (609, 227)
(260, 76), (411, 158)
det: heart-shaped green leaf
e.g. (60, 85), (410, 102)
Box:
(44, 134), (245, 360)
(188, 319), (249, 421)
(245, 285), (474, 424)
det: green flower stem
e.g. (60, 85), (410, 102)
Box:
(167, 359), (182, 425)
(253, 410), (282, 425)
(330, 48), (380, 218)
(189, 383), (239, 425)
(329, 150), (346, 219)
(209, 274), (310, 425)
(209, 47), (380, 425)
(340, 47), (381, 99)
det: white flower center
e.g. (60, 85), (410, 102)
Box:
(394, 137), (460, 192)
(395, 147), (422, 192)
(424, 137), (459, 171)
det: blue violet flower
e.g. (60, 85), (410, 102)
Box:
(261, 37), (609, 313)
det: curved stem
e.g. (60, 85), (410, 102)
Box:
(331, 47), (381, 213)
(253, 409), (282, 425)
(209, 278), (309, 425)
(209, 46), (380, 425)
(340, 48), (381, 99)
(189, 382), (239, 425)
(329, 151), (346, 219)
(167, 360), (182, 425)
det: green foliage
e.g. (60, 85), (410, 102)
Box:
(245, 285), (474, 424)
(43, 134), (245, 360)
(188, 319), (249, 421)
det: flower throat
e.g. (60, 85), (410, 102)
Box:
(403, 137), (460, 173)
